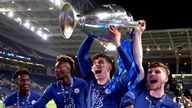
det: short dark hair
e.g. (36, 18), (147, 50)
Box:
(56, 55), (75, 72)
(92, 53), (112, 65)
(13, 68), (30, 79)
(148, 61), (170, 76)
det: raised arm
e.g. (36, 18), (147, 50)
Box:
(108, 21), (146, 83)
(108, 25), (132, 78)
(77, 35), (94, 78)
(133, 20), (146, 80)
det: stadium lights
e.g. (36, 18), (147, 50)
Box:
(23, 21), (31, 29)
(146, 46), (150, 52)
(0, 8), (48, 40)
(30, 26), (35, 31)
(8, 11), (14, 18)
(50, 0), (62, 6)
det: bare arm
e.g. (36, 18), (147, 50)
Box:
(133, 20), (146, 80)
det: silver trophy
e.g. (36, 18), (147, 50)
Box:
(59, 3), (138, 42)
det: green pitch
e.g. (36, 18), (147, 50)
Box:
(46, 102), (56, 108)
(0, 101), (3, 108)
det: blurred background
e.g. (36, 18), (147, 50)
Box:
(0, 0), (191, 107)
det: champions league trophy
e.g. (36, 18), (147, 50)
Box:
(59, 3), (139, 42)
(59, 3), (140, 93)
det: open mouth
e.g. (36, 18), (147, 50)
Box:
(150, 80), (158, 84)
(95, 70), (101, 74)
(23, 85), (29, 89)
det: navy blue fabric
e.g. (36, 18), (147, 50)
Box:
(4, 91), (46, 108)
(77, 36), (141, 108)
(22, 77), (88, 108)
(121, 81), (181, 108)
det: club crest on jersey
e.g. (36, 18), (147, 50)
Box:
(74, 88), (80, 93)
(31, 100), (36, 104)
(104, 89), (111, 95)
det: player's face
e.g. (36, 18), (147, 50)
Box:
(92, 57), (112, 80)
(54, 61), (72, 80)
(17, 74), (30, 92)
(147, 67), (168, 90)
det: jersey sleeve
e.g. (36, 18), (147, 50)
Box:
(77, 36), (94, 79)
(116, 45), (138, 86)
(4, 95), (15, 107)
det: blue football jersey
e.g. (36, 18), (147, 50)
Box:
(4, 91), (45, 108)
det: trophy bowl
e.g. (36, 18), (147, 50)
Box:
(59, 3), (138, 42)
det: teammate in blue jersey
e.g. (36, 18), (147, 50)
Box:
(77, 20), (146, 108)
(4, 69), (46, 108)
(9, 55), (88, 108)
(120, 30), (181, 108)
(121, 62), (182, 108)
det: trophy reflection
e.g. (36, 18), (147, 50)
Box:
(59, 3), (138, 42)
